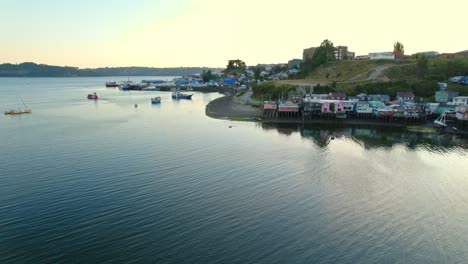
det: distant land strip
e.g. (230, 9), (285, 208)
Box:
(0, 62), (222, 77)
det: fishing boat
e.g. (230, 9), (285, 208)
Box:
(4, 93), (32, 115)
(172, 90), (193, 100)
(151, 96), (161, 104)
(5, 109), (32, 115)
(105, 81), (118, 87)
(87, 93), (99, 100)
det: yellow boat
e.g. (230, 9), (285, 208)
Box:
(4, 109), (32, 115)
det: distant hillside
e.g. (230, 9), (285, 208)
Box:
(0, 62), (221, 77)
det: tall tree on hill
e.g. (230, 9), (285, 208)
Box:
(226, 59), (246, 73)
(394, 41), (405, 55)
(301, 39), (336, 76)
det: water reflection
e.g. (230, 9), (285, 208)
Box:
(260, 122), (468, 151)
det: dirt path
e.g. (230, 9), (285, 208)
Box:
(365, 64), (393, 81)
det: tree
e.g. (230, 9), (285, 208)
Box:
(201, 70), (215, 83)
(226, 59), (246, 73)
(416, 54), (428, 79)
(301, 39), (336, 76)
(394, 41), (405, 55)
(253, 66), (263, 81)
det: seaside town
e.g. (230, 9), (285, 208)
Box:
(4, 40), (468, 136)
(97, 40), (468, 136)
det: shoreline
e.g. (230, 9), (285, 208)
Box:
(205, 95), (468, 135)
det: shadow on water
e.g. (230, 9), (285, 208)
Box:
(260, 122), (468, 151)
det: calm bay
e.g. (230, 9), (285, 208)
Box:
(1, 77), (468, 263)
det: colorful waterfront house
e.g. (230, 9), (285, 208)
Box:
(456, 105), (468, 120)
(278, 101), (299, 112)
(348, 96), (359, 102)
(354, 101), (373, 114)
(396, 91), (415, 102)
(262, 101), (277, 110)
(436, 103), (456, 114)
(453, 96), (468, 105)
(342, 100), (355, 112)
(367, 94), (390, 103)
(435, 90), (459, 103)
(368, 101), (391, 116)
(321, 101), (332, 113)
(334, 101), (345, 113)
(302, 98), (322, 113)
(329, 92), (347, 100)
(357, 93), (368, 101)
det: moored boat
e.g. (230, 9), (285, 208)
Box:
(172, 90), (193, 100)
(151, 96), (161, 104)
(5, 92), (32, 115)
(105, 81), (118, 87)
(87, 93), (98, 100)
(4, 109), (32, 115)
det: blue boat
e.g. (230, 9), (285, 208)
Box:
(151, 96), (161, 104)
(172, 90), (193, 100)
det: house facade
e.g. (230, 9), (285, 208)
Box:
(278, 101), (299, 112)
(397, 92), (415, 102)
(456, 105), (468, 120)
(262, 101), (277, 110)
(368, 94), (390, 103)
(435, 90), (459, 103)
(354, 101), (373, 114)
(453, 96), (468, 105)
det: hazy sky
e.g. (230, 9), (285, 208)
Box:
(1, 0), (467, 68)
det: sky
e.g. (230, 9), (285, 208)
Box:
(1, 0), (467, 68)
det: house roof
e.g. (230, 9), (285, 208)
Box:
(368, 94), (390, 99)
(397, 91), (415, 97)
(357, 93), (367, 97)
(330, 92), (347, 97)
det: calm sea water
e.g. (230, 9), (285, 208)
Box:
(1, 77), (468, 264)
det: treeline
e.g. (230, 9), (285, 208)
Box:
(252, 82), (298, 100)
(0, 62), (220, 77)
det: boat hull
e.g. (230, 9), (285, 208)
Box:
(4, 109), (32, 115)
(172, 94), (193, 100)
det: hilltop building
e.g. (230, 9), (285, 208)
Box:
(335, 46), (355, 60)
(303, 47), (317, 61)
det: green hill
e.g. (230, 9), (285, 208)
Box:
(266, 57), (468, 101)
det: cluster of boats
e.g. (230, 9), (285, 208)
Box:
(106, 80), (165, 91)
(87, 89), (192, 105)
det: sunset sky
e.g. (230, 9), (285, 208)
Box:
(1, 0), (467, 68)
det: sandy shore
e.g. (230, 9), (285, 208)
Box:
(205, 95), (260, 120)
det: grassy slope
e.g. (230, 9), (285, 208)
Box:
(273, 57), (468, 98)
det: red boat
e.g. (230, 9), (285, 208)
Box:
(87, 93), (98, 100)
(105, 82), (118, 87)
